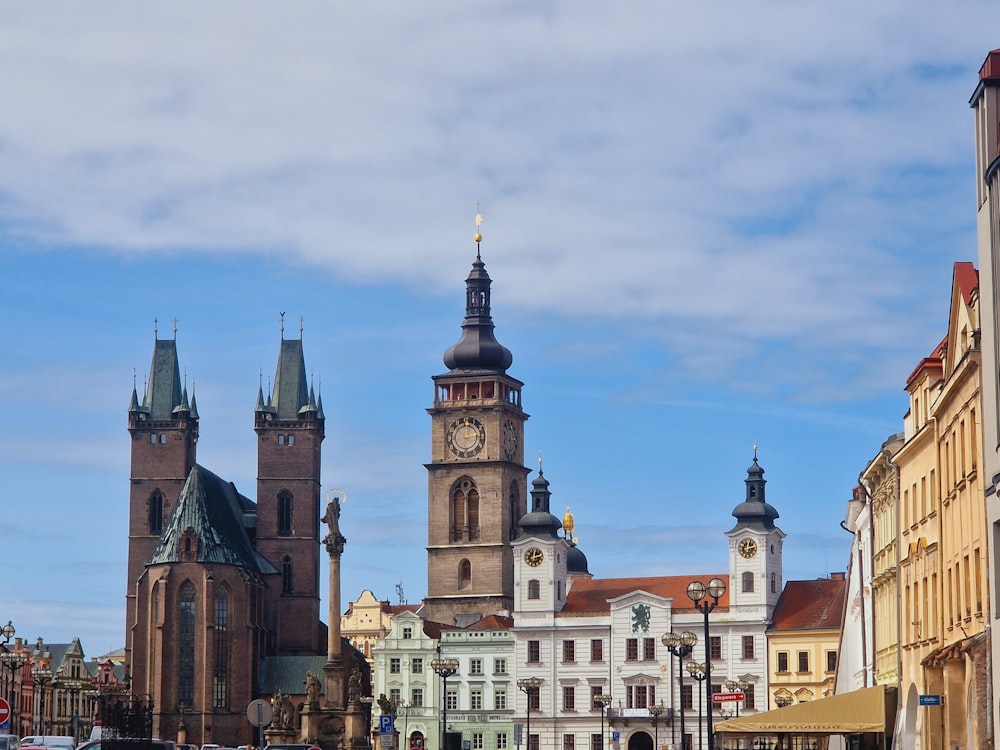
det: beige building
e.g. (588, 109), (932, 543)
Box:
(766, 576), (846, 708)
(970, 46), (1000, 742)
(894, 262), (990, 750)
(342, 589), (421, 662)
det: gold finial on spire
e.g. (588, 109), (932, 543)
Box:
(563, 505), (575, 536)
(753, 442), (759, 460)
(538, 450), (543, 472)
(474, 201), (483, 246)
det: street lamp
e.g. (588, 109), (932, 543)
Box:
(397, 699), (411, 750)
(32, 667), (52, 734)
(686, 663), (709, 750)
(774, 695), (792, 708)
(516, 678), (542, 750)
(430, 658), (459, 750)
(1, 651), (25, 729)
(649, 702), (666, 750)
(595, 694), (612, 750)
(0, 622), (14, 646)
(661, 631), (697, 750)
(724, 680), (750, 717)
(686, 578), (726, 750)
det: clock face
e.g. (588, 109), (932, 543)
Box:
(524, 547), (544, 567)
(739, 538), (758, 559)
(502, 419), (518, 461)
(447, 417), (486, 458)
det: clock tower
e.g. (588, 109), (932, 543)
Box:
(725, 451), (785, 618)
(424, 232), (530, 625)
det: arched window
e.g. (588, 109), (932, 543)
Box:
(742, 571), (755, 593)
(527, 579), (540, 600)
(213, 587), (230, 708)
(179, 581), (196, 706)
(148, 490), (164, 534)
(452, 489), (466, 542)
(458, 559), (472, 589)
(467, 488), (480, 541)
(282, 555), (293, 594)
(278, 491), (293, 535)
(451, 478), (479, 543)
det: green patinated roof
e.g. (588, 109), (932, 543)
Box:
(142, 339), (184, 419)
(259, 655), (328, 696)
(272, 338), (311, 419)
(147, 464), (277, 574)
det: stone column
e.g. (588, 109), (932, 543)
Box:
(322, 494), (347, 707)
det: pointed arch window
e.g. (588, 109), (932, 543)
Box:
(148, 490), (164, 534)
(282, 555), (293, 594)
(278, 491), (293, 536)
(213, 587), (230, 708)
(451, 478), (480, 543)
(468, 490), (480, 541)
(742, 571), (755, 593)
(179, 582), (196, 706)
(458, 559), (472, 589)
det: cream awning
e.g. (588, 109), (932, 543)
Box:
(714, 685), (896, 734)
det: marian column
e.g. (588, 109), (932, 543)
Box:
(322, 491), (347, 707)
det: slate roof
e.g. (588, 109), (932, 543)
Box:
(768, 577), (847, 632)
(259, 655), (328, 696)
(272, 338), (312, 419)
(560, 575), (730, 615)
(147, 464), (277, 574)
(141, 338), (184, 419)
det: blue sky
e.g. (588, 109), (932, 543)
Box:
(1, 2), (997, 655)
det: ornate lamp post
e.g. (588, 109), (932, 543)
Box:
(430, 658), (459, 750)
(1, 651), (25, 727)
(516, 678), (542, 750)
(397, 699), (411, 750)
(774, 695), (792, 708)
(595, 694), (612, 750)
(649, 702), (666, 750)
(686, 663), (708, 750)
(661, 631), (697, 750)
(32, 667), (53, 734)
(724, 679), (750, 718)
(686, 578), (726, 750)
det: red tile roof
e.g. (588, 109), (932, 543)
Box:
(560, 575), (730, 615)
(980, 49), (1000, 81)
(905, 336), (946, 388)
(466, 614), (514, 630)
(769, 577), (847, 632)
(953, 261), (979, 305)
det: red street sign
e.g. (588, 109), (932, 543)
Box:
(711, 692), (745, 703)
(0, 696), (10, 724)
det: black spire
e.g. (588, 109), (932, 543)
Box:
(442, 254), (514, 373)
(518, 469), (563, 538)
(729, 453), (780, 532)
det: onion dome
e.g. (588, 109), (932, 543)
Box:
(567, 542), (590, 576)
(442, 251), (513, 373)
(518, 469), (562, 538)
(728, 452), (780, 532)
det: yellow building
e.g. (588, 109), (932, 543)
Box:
(766, 575), (847, 708)
(893, 262), (990, 750)
(342, 589), (421, 663)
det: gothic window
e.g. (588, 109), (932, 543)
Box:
(214, 587), (229, 708)
(148, 490), (164, 534)
(452, 489), (466, 541)
(278, 491), (293, 535)
(451, 478), (480, 542)
(742, 571), (754, 593)
(509, 482), (521, 541)
(459, 559), (472, 589)
(468, 490), (480, 541)
(282, 555), (293, 594)
(528, 580), (540, 600)
(179, 581), (195, 706)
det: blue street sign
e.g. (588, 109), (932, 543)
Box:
(380, 714), (395, 734)
(919, 695), (943, 706)
(612, 732), (620, 742)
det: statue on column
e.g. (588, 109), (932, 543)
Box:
(323, 493), (347, 556)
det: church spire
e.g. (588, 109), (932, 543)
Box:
(729, 449), (780, 532)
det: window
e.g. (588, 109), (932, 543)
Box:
(528, 579), (541, 599)
(529, 737), (539, 750)
(563, 640), (575, 662)
(777, 652), (789, 673)
(563, 735), (575, 750)
(528, 640), (540, 663)
(412, 658), (423, 674)
(446, 689), (458, 711)
(494, 658), (507, 674)
(826, 650), (837, 673)
(403, 626), (412, 639)
(742, 635), (754, 659)
(150, 434), (157, 445)
(770, 573), (776, 593)
(282, 555), (293, 594)
(278, 491), (293, 535)
(497, 734), (508, 750)
(710, 636), (722, 660)
(390, 688), (401, 704)
(681, 684), (693, 711)
(213, 587), (229, 708)
(179, 581), (195, 706)
(591, 639), (603, 662)
(472, 734), (483, 750)
(627, 685), (651, 709)
(148, 491), (164, 534)
(563, 686), (575, 711)
(591, 686), (603, 709)
(390, 658), (401, 674)
(743, 684), (755, 711)
(797, 651), (809, 672)
(470, 658), (483, 674)
(411, 688), (423, 707)
(459, 559), (472, 589)
(471, 689), (483, 710)
(625, 638), (639, 661)
(528, 689), (540, 711)
(591, 735), (602, 750)
(287, 434), (295, 445)
(643, 638), (655, 661)
(494, 689), (507, 710)
(160, 433), (167, 444)
(742, 571), (754, 593)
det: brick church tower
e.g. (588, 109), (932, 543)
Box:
(125, 325), (325, 744)
(424, 230), (530, 625)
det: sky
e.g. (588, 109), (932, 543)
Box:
(1, 1), (997, 657)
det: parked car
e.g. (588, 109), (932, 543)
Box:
(20, 738), (74, 750)
(0, 734), (20, 750)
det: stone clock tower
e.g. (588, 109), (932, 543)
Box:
(725, 451), (785, 620)
(424, 235), (529, 625)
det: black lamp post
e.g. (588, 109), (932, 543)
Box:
(724, 680), (750, 718)
(430, 657), (459, 750)
(649, 702), (666, 750)
(516, 678), (542, 750)
(686, 578), (726, 750)
(774, 695), (792, 709)
(397, 698), (411, 750)
(1, 650), (25, 728)
(595, 694), (612, 750)
(32, 668), (52, 734)
(661, 631), (697, 750)
(686, 663), (707, 750)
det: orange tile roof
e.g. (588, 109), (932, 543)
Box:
(466, 614), (514, 630)
(953, 261), (979, 305)
(768, 577), (847, 632)
(560, 575), (730, 615)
